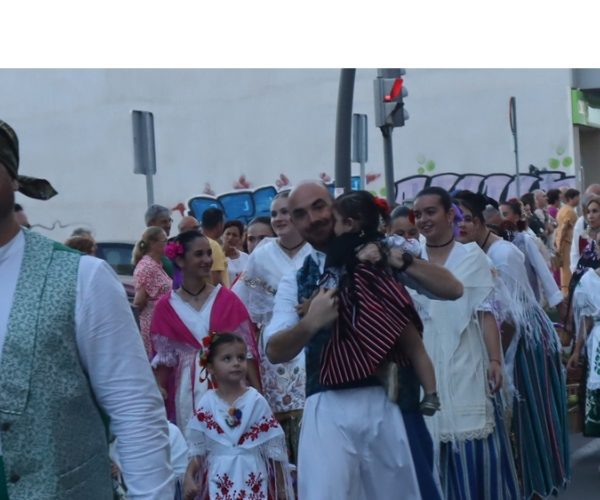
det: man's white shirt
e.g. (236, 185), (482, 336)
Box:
(0, 230), (174, 499)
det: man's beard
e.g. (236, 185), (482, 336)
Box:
(303, 220), (333, 247)
(0, 189), (15, 223)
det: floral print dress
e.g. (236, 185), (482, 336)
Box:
(133, 255), (172, 359)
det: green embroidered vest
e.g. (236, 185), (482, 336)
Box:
(0, 231), (112, 499)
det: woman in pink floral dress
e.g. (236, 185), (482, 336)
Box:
(132, 226), (172, 359)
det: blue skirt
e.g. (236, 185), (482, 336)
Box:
(402, 410), (442, 500)
(439, 397), (520, 500)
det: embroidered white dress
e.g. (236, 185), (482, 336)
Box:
(232, 240), (311, 413)
(187, 387), (294, 499)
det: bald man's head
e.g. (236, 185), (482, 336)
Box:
(178, 216), (201, 234)
(288, 181), (334, 250)
(585, 184), (600, 196)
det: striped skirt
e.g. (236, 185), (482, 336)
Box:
(439, 397), (520, 500)
(512, 332), (570, 498)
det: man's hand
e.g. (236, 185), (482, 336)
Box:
(303, 288), (339, 332)
(487, 360), (503, 394)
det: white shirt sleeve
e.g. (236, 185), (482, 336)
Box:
(524, 235), (563, 307)
(168, 422), (190, 480)
(263, 269), (301, 346)
(570, 216), (585, 273)
(75, 257), (175, 499)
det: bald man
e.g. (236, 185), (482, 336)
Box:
(264, 181), (462, 500)
(570, 183), (600, 272)
(178, 216), (200, 233)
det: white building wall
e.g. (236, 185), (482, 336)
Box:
(1, 68), (574, 242)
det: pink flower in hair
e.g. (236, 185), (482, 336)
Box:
(165, 241), (184, 260)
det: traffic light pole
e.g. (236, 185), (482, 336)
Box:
(381, 125), (395, 206)
(334, 69), (356, 194)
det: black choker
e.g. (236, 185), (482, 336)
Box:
(426, 235), (455, 248)
(181, 283), (206, 297)
(279, 240), (304, 252)
(480, 231), (492, 250)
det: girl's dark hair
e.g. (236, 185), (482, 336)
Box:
(520, 192), (535, 209)
(547, 188), (560, 205)
(453, 190), (487, 223)
(175, 229), (207, 256)
(223, 219), (244, 236)
(206, 333), (246, 364)
(501, 198), (527, 232)
(415, 186), (452, 211)
(333, 190), (388, 236)
(498, 220), (518, 242)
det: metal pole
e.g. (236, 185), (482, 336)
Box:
(334, 69), (356, 194)
(509, 97), (521, 197)
(145, 173), (154, 207)
(359, 161), (366, 189)
(381, 126), (395, 205)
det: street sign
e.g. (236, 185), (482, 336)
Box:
(131, 110), (157, 207)
(132, 110), (157, 175)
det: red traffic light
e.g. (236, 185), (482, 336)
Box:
(384, 78), (404, 102)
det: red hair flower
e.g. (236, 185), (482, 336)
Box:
(199, 331), (219, 369)
(407, 209), (416, 226)
(373, 197), (391, 217)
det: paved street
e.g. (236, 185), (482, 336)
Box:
(558, 433), (600, 498)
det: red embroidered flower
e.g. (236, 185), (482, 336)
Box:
(195, 408), (224, 434)
(238, 416), (279, 445)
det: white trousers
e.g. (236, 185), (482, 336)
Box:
(298, 386), (421, 500)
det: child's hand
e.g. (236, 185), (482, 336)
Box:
(388, 247), (408, 269)
(295, 295), (314, 318)
(357, 243), (381, 264)
(183, 457), (202, 500)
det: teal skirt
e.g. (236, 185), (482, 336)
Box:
(511, 328), (570, 499)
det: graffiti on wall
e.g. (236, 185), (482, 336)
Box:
(393, 170), (576, 204)
(187, 169), (577, 223)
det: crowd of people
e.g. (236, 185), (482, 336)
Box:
(2, 115), (600, 499)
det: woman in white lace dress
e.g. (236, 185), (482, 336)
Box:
(232, 191), (311, 464)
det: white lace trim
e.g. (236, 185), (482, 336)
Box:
(438, 420), (496, 443)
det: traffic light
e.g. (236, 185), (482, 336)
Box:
(374, 69), (409, 128)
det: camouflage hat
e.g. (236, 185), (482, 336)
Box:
(0, 120), (58, 200)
